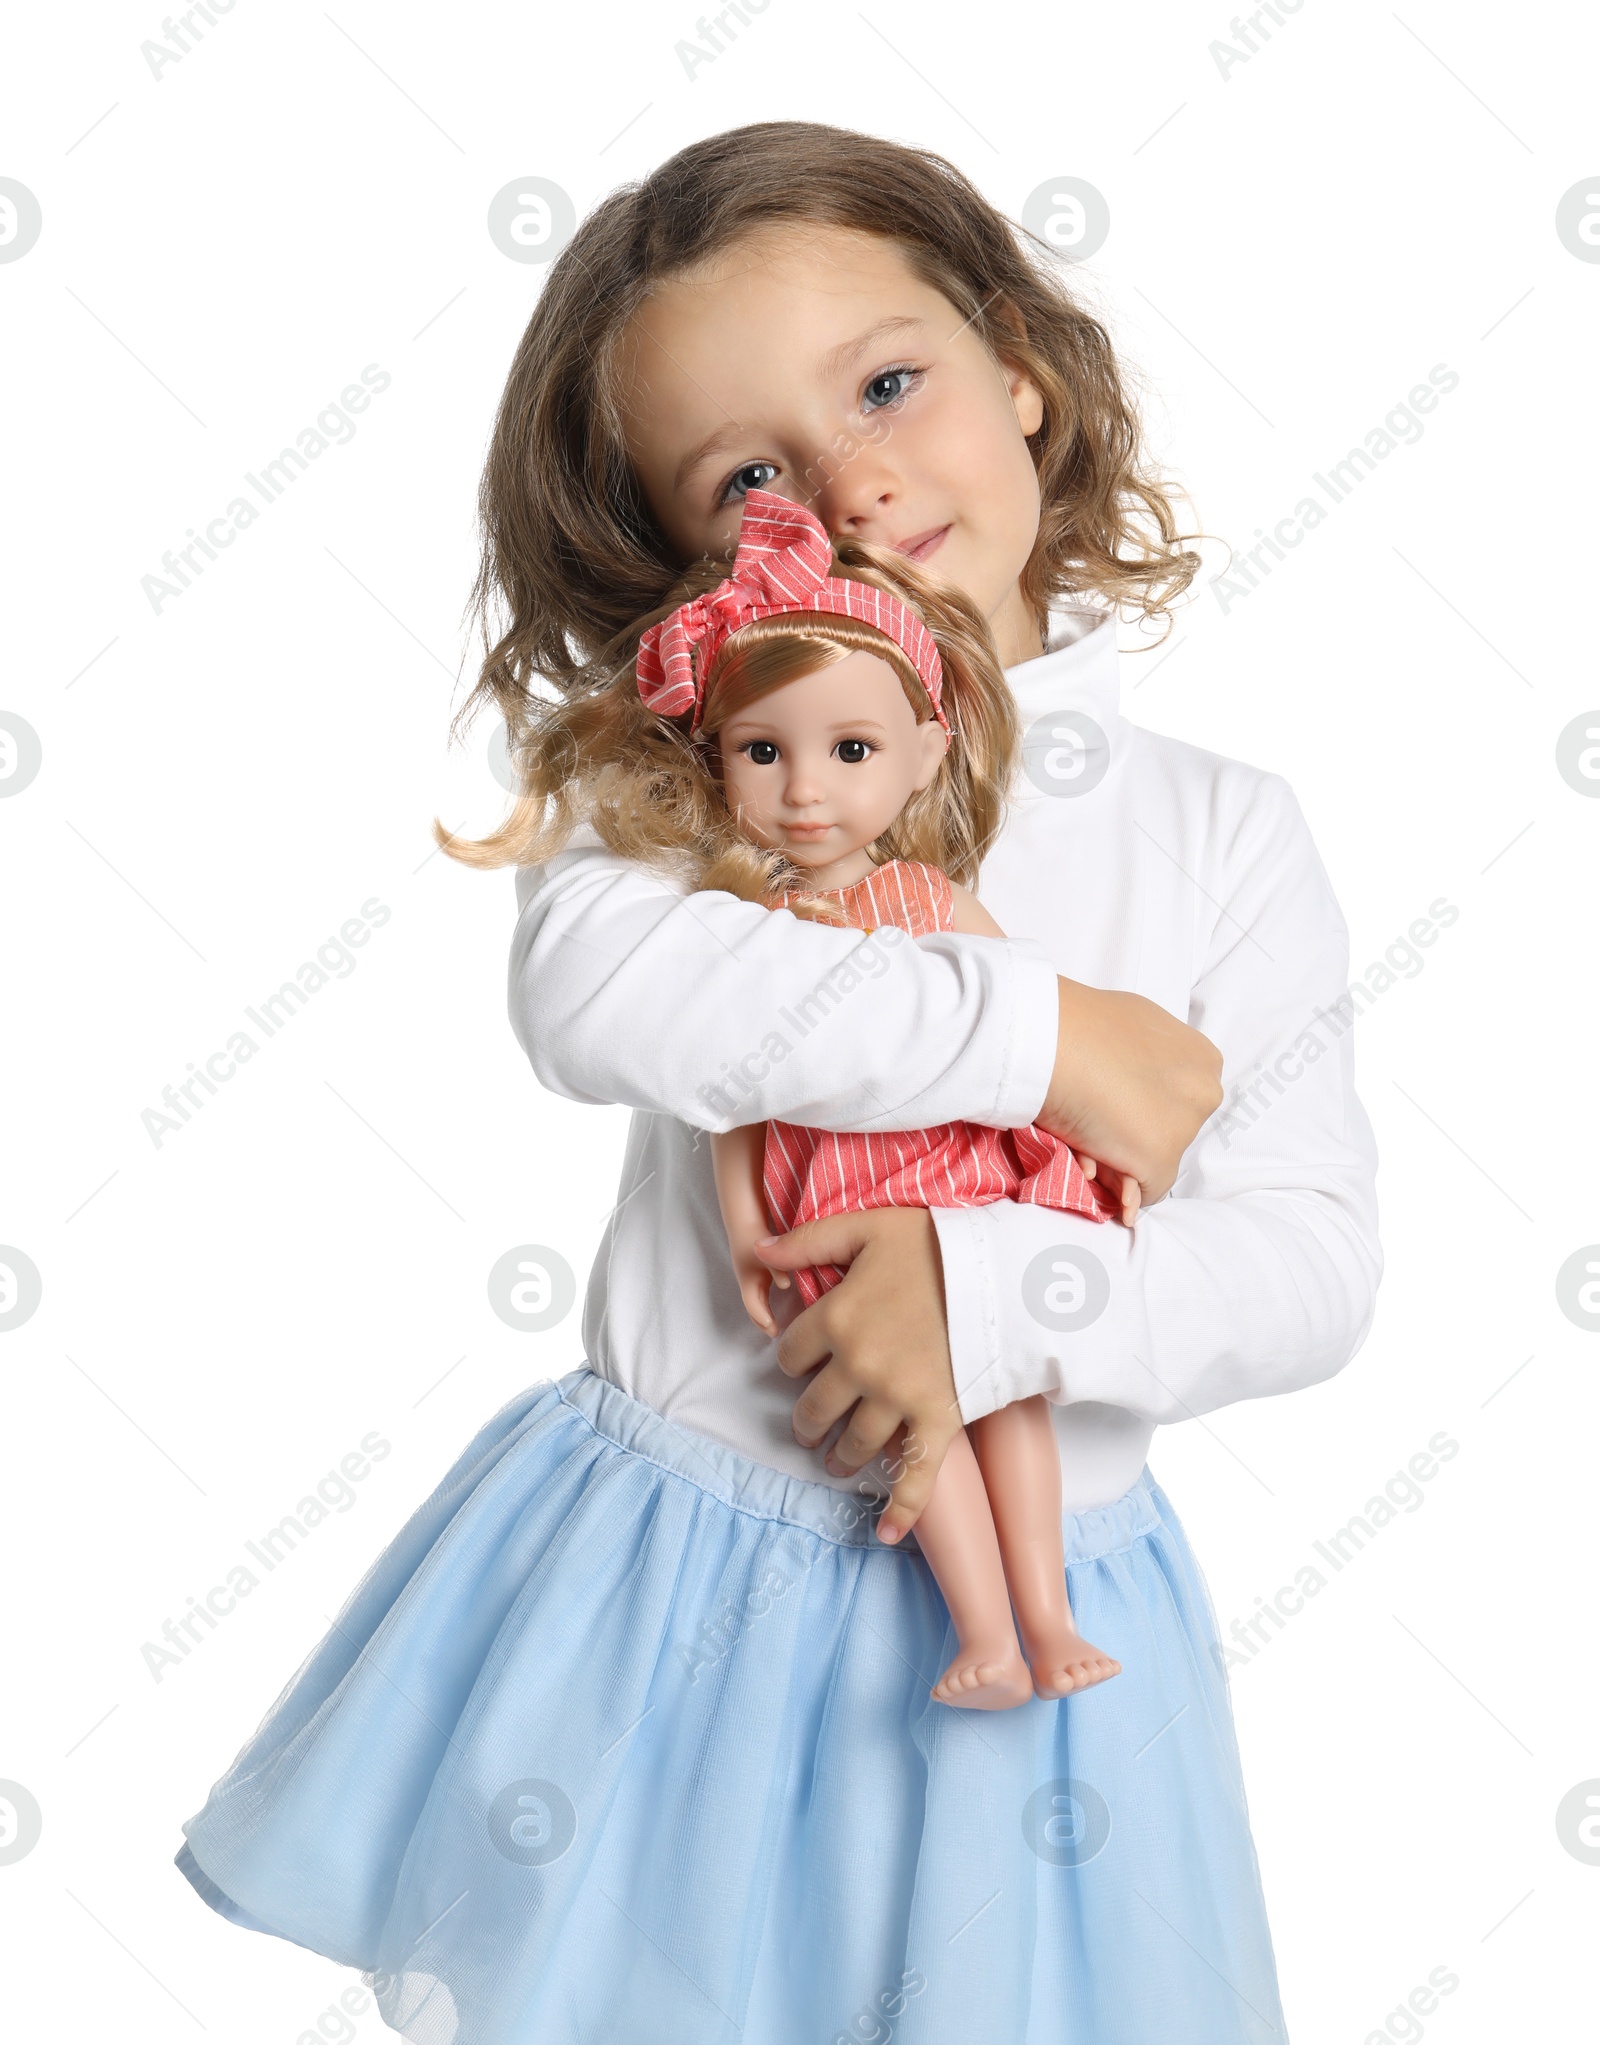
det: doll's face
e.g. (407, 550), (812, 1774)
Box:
(616, 221), (1047, 668)
(714, 651), (948, 888)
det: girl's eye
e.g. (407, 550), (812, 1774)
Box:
(834, 739), (874, 764)
(862, 365), (923, 412)
(743, 740), (780, 766)
(719, 460), (780, 506)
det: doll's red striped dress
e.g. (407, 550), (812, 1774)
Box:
(763, 858), (1113, 1302)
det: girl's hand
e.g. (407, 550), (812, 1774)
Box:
(1040, 979), (1223, 1206)
(754, 1207), (962, 1543)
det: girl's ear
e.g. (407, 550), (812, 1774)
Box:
(986, 298), (1046, 438)
(1006, 363), (1045, 439)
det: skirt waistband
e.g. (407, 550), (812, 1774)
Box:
(553, 1365), (1163, 1563)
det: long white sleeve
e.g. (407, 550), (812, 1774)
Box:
(933, 770), (1382, 1427)
(498, 611), (1383, 1511)
(508, 838), (1059, 1134)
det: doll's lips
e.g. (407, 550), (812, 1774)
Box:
(893, 524), (951, 563)
(784, 822), (833, 841)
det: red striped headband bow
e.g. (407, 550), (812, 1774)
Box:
(635, 489), (948, 738)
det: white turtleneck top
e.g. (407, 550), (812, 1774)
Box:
(508, 609), (1382, 1513)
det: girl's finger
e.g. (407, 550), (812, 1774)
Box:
(789, 1359), (866, 1448)
(773, 1295), (839, 1378)
(876, 1423), (959, 1543)
(754, 1212), (872, 1271)
(823, 1397), (904, 1478)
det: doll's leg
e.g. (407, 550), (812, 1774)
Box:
(968, 1397), (1122, 1699)
(911, 1427), (1034, 1710)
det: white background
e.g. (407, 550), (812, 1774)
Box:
(3, 2), (1597, 2039)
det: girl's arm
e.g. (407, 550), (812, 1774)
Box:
(710, 1124), (785, 1335)
(759, 772), (1380, 1537)
(511, 842), (1055, 1133)
(510, 840), (1219, 1200)
(949, 881), (1138, 1224)
(928, 775), (1383, 1429)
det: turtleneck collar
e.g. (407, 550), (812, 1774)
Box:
(997, 606), (1128, 805)
(1003, 605), (1123, 728)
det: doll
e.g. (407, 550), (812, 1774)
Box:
(633, 490), (1124, 1711)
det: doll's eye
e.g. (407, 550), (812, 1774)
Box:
(862, 366), (923, 411)
(719, 460), (780, 506)
(834, 739), (875, 764)
(742, 739), (780, 766)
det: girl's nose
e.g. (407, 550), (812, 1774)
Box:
(815, 453), (897, 537)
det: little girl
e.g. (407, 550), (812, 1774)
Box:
(175, 120), (1379, 2044)
(625, 484), (1124, 1709)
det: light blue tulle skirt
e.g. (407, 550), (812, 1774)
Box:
(175, 1367), (1287, 2044)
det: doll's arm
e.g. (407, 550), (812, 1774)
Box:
(710, 1123), (787, 1336)
(946, 882), (1008, 941)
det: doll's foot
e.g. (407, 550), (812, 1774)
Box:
(931, 1642), (1035, 1711)
(1029, 1630), (1121, 1700)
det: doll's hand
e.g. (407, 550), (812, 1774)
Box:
(755, 1207), (962, 1544)
(1081, 1157), (1141, 1229)
(732, 1244), (789, 1337)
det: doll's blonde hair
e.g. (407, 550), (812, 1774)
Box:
(434, 537), (1018, 925)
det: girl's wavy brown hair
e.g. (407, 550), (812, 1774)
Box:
(446, 119), (1202, 778)
(436, 536), (1019, 925)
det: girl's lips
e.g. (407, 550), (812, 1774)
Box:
(894, 523), (951, 563)
(785, 823), (832, 839)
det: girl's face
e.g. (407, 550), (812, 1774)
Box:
(617, 223), (1048, 669)
(714, 650), (948, 893)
